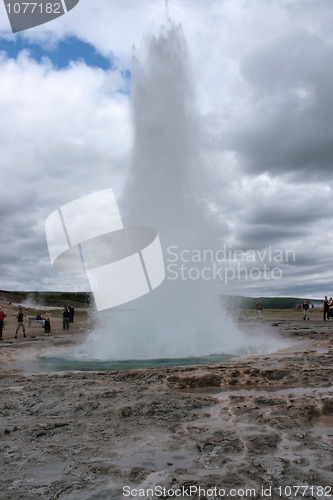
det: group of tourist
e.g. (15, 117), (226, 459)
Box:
(15, 309), (51, 338)
(299, 297), (333, 321)
(0, 303), (75, 340)
(323, 296), (333, 320)
(1, 294), (332, 341)
(254, 298), (331, 322)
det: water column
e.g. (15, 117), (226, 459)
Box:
(84, 21), (245, 361)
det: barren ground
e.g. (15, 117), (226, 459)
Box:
(0, 302), (332, 500)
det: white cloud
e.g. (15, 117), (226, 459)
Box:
(0, 50), (131, 291)
(0, 0), (333, 298)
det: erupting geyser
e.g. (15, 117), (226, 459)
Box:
(81, 21), (248, 361)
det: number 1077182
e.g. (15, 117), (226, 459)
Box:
(5, 3), (62, 14)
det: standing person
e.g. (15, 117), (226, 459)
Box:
(302, 300), (310, 321)
(69, 305), (75, 323)
(0, 307), (6, 340)
(44, 313), (51, 336)
(256, 301), (263, 319)
(62, 305), (70, 330)
(36, 313), (45, 327)
(323, 296), (329, 321)
(328, 297), (333, 320)
(15, 308), (27, 338)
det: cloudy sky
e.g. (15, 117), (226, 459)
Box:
(1, 0), (333, 299)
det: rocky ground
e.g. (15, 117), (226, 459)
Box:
(0, 307), (332, 500)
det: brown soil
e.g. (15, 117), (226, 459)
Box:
(0, 303), (332, 499)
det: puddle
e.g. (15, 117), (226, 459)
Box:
(312, 415), (333, 427)
(24, 463), (65, 484)
(118, 448), (193, 469)
(217, 386), (333, 398)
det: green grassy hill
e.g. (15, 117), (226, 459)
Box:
(0, 290), (91, 308)
(222, 295), (323, 310)
(0, 289), (324, 310)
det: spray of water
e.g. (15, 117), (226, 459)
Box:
(49, 20), (289, 364)
(72, 21), (248, 361)
(164, 0), (169, 19)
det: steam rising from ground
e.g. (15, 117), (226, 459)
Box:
(76, 22), (281, 361)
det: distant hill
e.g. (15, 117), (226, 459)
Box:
(0, 290), (91, 308)
(0, 290), (324, 310)
(222, 295), (323, 310)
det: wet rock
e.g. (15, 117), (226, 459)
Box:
(312, 440), (333, 451)
(229, 395), (246, 402)
(28, 402), (56, 415)
(118, 395), (216, 423)
(129, 466), (153, 482)
(3, 426), (20, 435)
(97, 390), (118, 399)
(247, 432), (280, 453)
(262, 369), (289, 381)
(197, 430), (244, 454)
(166, 373), (221, 389)
(254, 397), (285, 406)
(31, 421), (70, 438)
(321, 398), (333, 415)
(253, 456), (285, 478)
(298, 404), (321, 423)
(118, 406), (133, 418)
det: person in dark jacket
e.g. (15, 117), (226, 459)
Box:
(44, 313), (51, 335)
(69, 305), (75, 323)
(15, 308), (27, 338)
(328, 297), (333, 320)
(323, 296), (329, 321)
(62, 305), (70, 330)
(302, 300), (310, 320)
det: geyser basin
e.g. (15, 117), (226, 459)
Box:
(36, 353), (234, 372)
(34, 320), (291, 373)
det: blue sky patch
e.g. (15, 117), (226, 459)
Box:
(0, 34), (112, 70)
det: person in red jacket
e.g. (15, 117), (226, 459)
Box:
(0, 307), (6, 340)
(256, 301), (263, 319)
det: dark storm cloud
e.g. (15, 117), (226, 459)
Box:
(244, 194), (331, 225)
(225, 31), (333, 177)
(233, 224), (304, 250)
